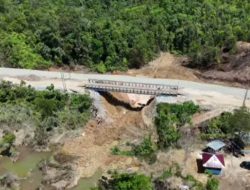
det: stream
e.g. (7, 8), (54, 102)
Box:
(0, 147), (101, 190)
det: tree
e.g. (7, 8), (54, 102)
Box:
(155, 102), (199, 148)
(228, 108), (250, 138)
(99, 173), (153, 190)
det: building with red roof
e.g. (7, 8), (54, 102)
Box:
(202, 153), (225, 175)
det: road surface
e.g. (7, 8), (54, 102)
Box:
(0, 67), (249, 108)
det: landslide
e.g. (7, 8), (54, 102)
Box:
(61, 93), (157, 179)
(120, 42), (250, 88)
(200, 42), (250, 87)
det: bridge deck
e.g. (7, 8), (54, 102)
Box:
(85, 79), (179, 96)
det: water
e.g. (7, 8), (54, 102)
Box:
(72, 169), (102, 190)
(0, 147), (51, 190)
(0, 147), (102, 190)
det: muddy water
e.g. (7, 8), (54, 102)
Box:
(0, 147), (51, 189)
(0, 147), (102, 190)
(72, 169), (102, 190)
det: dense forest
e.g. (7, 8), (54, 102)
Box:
(0, 0), (249, 72)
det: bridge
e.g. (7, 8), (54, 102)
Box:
(84, 79), (179, 96)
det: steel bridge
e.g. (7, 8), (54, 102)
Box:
(85, 79), (179, 96)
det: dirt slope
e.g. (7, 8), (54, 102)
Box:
(62, 95), (154, 178)
(124, 52), (199, 81)
(201, 41), (250, 87)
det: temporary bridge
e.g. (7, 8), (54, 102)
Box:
(85, 79), (179, 96)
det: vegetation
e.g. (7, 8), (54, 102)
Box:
(206, 177), (219, 190)
(111, 136), (157, 163)
(0, 81), (92, 146)
(0, 0), (249, 71)
(98, 172), (153, 190)
(155, 164), (219, 190)
(0, 132), (16, 155)
(132, 136), (157, 159)
(201, 108), (250, 141)
(155, 102), (199, 148)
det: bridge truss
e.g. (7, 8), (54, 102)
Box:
(85, 79), (179, 96)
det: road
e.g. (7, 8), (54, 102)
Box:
(0, 67), (249, 108)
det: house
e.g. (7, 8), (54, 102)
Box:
(206, 140), (226, 153)
(202, 153), (225, 175)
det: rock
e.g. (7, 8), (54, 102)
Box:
(154, 176), (183, 190)
(0, 173), (20, 190)
(40, 158), (80, 189)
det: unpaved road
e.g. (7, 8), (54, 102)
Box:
(0, 67), (249, 108)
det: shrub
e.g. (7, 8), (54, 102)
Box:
(100, 172), (153, 190)
(155, 102), (199, 149)
(96, 62), (107, 74)
(206, 177), (219, 190)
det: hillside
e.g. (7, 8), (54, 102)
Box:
(0, 0), (249, 72)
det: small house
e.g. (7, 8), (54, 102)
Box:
(205, 140), (226, 153)
(202, 153), (225, 175)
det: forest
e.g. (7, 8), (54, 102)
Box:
(0, 0), (249, 72)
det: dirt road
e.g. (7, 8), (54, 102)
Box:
(0, 68), (249, 108)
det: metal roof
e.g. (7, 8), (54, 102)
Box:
(202, 153), (225, 169)
(207, 140), (226, 151)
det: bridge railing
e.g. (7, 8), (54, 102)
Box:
(88, 79), (178, 91)
(85, 79), (179, 96)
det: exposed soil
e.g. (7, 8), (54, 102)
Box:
(120, 52), (199, 82)
(201, 42), (250, 88)
(62, 93), (154, 178)
(115, 42), (250, 88)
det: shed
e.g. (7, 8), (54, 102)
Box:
(206, 140), (226, 152)
(202, 153), (225, 175)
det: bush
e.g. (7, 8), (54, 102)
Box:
(96, 62), (107, 74)
(206, 177), (219, 190)
(155, 102), (199, 148)
(0, 81), (92, 147)
(2, 133), (15, 145)
(99, 172), (153, 190)
(111, 136), (157, 163)
(201, 108), (250, 141)
(133, 136), (156, 158)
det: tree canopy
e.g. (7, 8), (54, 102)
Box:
(98, 172), (153, 190)
(201, 108), (250, 141)
(155, 102), (199, 148)
(0, 0), (249, 71)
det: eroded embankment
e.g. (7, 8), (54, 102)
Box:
(62, 91), (156, 179)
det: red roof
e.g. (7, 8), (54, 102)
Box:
(202, 153), (225, 169)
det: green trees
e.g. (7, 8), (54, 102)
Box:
(201, 108), (250, 141)
(0, 0), (249, 71)
(155, 102), (199, 148)
(0, 81), (92, 146)
(0, 32), (51, 69)
(99, 173), (153, 190)
(228, 108), (250, 137)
